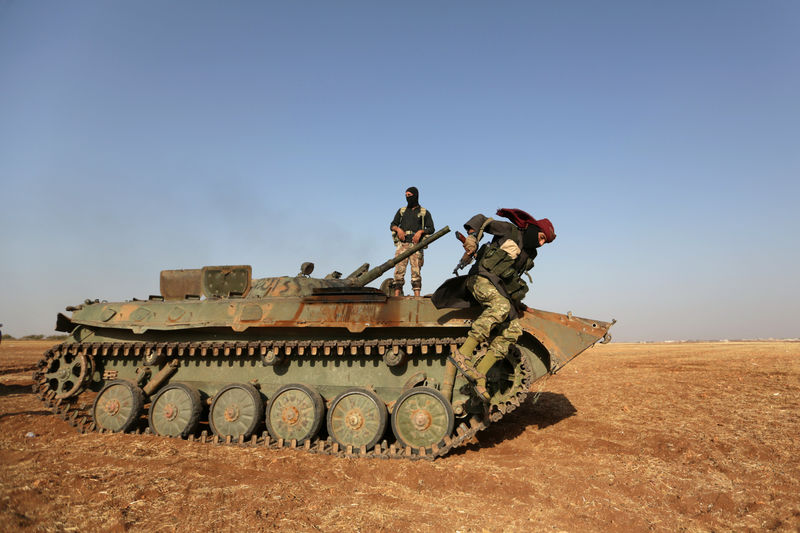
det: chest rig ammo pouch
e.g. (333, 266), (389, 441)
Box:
(392, 206), (427, 244)
(476, 224), (534, 302)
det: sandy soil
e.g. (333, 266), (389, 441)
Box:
(1, 339), (798, 532)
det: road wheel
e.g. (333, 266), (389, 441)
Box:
(266, 383), (324, 443)
(92, 380), (144, 432)
(148, 383), (203, 438)
(391, 387), (454, 449)
(209, 383), (263, 439)
(327, 388), (387, 449)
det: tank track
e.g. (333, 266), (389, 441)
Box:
(32, 338), (535, 461)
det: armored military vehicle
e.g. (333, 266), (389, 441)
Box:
(34, 227), (613, 460)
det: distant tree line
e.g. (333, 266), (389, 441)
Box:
(2, 334), (69, 341)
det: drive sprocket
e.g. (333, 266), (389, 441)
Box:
(37, 346), (93, 400)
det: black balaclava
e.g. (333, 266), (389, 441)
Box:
(406, 186), (419, 208)
(522, 225), (544, 250)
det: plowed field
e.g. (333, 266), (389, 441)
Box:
(1, 339), (798, 532)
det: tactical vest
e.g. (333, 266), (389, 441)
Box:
(475, 224), (535, 302)
(392, 206), (428, 244)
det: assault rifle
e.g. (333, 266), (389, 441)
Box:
(452, 231), (476, 274)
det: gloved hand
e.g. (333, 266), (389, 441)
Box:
(463, 235), (478, 255)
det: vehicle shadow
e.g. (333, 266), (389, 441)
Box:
(0, 365), (37, 377)
(449, 391), (577, 455)
(0, 383), (34, 397)
(0, 384), (51, 420)
(0, 409), (52, 421)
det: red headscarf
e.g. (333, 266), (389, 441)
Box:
(496, 208), (556, 243)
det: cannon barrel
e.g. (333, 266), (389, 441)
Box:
(350, 226), (451, 287)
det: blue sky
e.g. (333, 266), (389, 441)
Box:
(1, 1), (798, 341)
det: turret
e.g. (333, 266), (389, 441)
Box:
(350, 226), (451, 287)
(156, 226), (451, 300)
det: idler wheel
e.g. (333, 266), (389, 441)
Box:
(43, 349), (93, 400)
(391, 386), (454, 450)
(266, 383), (324, 443)
(209, 383), (264, 440)
(326, 388), (387, 450)
(148, 383), (203, 438)
(92, 380), (145, 433)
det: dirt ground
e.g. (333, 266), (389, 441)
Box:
(1, 339), (798, 532)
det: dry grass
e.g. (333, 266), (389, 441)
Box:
(1, 340), (798, 532)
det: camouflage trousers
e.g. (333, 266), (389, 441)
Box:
(393, 242), (424, 290)
(466, 276), (523, 356)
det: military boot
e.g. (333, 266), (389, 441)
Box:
(475, 348), (503, 377)
(472, 378), (491, 403)
(472, 349), (503, 403)
(447, 337), (484, 384)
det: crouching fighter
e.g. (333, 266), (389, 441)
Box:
(433, 208), (556, 402)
